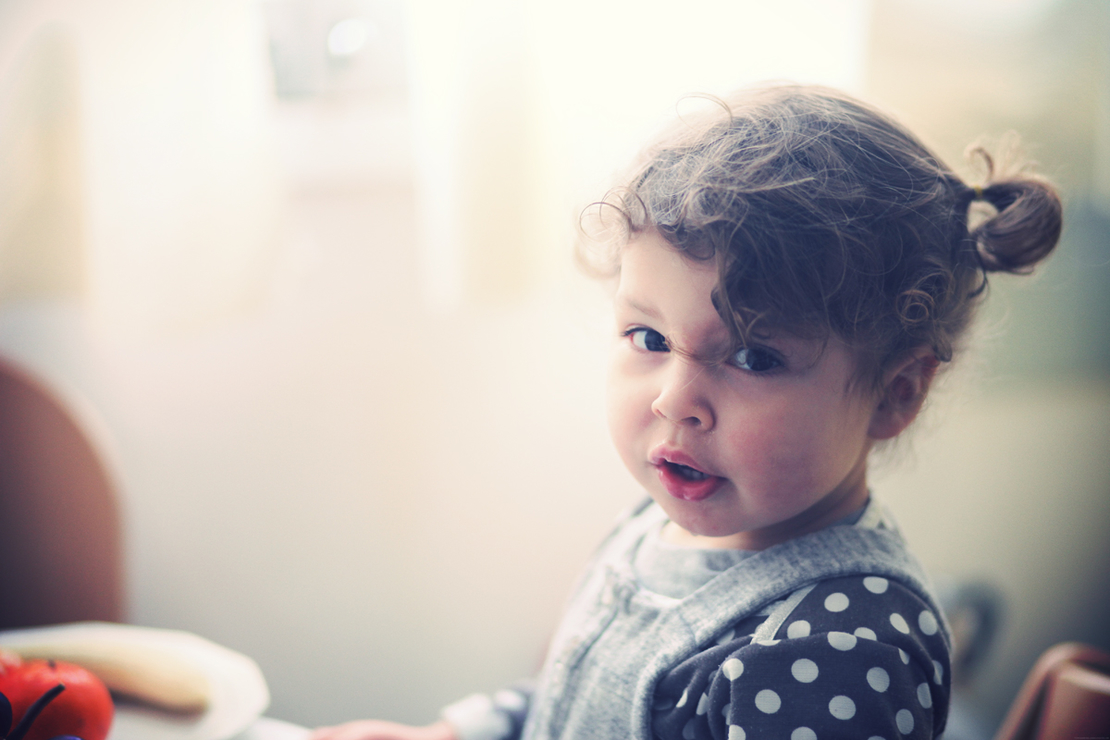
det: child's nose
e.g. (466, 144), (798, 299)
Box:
(651, 358), (715, 429)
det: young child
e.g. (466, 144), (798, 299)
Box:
(310, 84), (1062, 740)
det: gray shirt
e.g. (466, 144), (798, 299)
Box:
(445, 498), (950, 740)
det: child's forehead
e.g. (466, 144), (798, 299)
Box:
(617, 230), (716, 278)
(615, 234), (716, 299)
(615, 246), (817, 348)
(616, 233), (777, 331)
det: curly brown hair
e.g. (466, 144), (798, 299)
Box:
(583, 84), (1062, 391)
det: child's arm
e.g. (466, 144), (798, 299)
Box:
(309, 682), (533, 740)
(308, 719), (456, 740)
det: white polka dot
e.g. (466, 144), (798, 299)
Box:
(676, 689), (689, 708)
(722, 702), (731, 719)
(829, 695), (856, 719)
(919, 610), (938, 636)
(728, 726), (746, 740)
(890, 613), (910, 634)
(722, 658), (744, 681)
(716, 628), (736, 645)
(867, 737), (887, 740)
(754, 639), (780, 647)
(933, 660), (944, 684)
(825, 592), (850, 612)
(863, 576), (889, 593)
(791, 728), (817, 740)
(854, 627), (877, 640)
(899, 648), (910, 664)
(867, 666), (890, 692)
(828, 631), (857, 651)
(896, 709), (915, 733)
(697, 692), (710, 715)
(787, 620), (811, 639)
(918, 682), (933, 708)
(683, 718), (697, 740)
(755, 689), (781, 714)
(791, 658), (819, 683)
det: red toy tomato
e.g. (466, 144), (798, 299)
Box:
(0, 651), (114, 740)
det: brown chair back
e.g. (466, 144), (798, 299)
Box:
(994, 642), (1110, 740)
(0, 357), (123, 629)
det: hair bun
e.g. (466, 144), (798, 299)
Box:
(966, 147), (1063, 274)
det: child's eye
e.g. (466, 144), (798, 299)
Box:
(731, 346), (783, 373)
(626, 328), (669, 352)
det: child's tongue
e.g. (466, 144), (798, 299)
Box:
(659, 461), (722, 501)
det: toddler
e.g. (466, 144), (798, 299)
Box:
(311, 84), (1062, 740)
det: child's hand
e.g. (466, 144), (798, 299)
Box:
(308, 719), (456, 740)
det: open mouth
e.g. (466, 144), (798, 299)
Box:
(665, 461), (710, 481)
(655, 458), (722, 501)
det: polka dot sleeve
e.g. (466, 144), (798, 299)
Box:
(652, 577), (950, 740)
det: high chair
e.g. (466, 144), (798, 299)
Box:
(993, 642), (1110, 740)
(0, 355), (123, 630)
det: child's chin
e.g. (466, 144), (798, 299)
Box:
(655, 498), (748, 539)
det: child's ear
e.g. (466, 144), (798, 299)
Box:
(868, 346), (939, 440)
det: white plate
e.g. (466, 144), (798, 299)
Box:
(0, 622), (270, 740)
(231, 718), (310, 740)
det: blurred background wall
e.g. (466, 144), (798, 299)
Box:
(0, 0), (1106, 734)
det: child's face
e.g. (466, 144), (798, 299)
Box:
(607, 231), (881, 550)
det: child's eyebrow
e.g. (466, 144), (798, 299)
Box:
(615, 294), (661, 321)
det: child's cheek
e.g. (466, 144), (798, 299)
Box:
(605, 359), (656, 461)
(720, 414), (800, 483)
(717, 399), (836, 495)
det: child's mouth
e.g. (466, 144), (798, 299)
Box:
(669, 462), (709, 481)
(656, 460), (722, 501)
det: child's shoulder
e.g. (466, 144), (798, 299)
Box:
(653, 574), (951, 739)
(775, 574), (945, 646)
